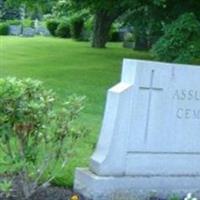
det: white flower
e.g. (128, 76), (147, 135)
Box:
(187, 193), (192, 199)
(192, 198), (198, 200)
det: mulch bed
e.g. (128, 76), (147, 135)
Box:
(0, 176), (85, 200)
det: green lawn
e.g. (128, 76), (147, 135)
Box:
(0, 36), (151, 186)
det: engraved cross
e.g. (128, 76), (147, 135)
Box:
(139, 70), (163, 142)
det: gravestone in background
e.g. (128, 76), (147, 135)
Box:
(23, 27), (35, 37)
(35, 26), (50, 36)
(9, 25), (22, 36)
(74, 59), (200, 200)
(33, 19), (50, 36)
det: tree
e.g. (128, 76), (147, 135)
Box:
(0, 0), (21, 20)
(4, 0), (155, 48)
(151, 13), (200, 63)
(4, 0), (54, 19)
(0, 0), (4, 19)
(71, 0), (134, 48)
(79, 0), (167, 49)
(124, 0), (200, 50)
(17, 0), (132, 48)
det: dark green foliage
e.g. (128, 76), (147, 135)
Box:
(6, 19), (33, 27)
(46, 19), (59, 36)
(70, 16), (84, 40)
(47, 19), (72, 38)
(0, 0), (4, 19)
(70, 10), (91, 41)
(79, 17), (92, 41)
(22, 19), (34, 27)
(0, 23), (9, 35)
(56, 21), (71, 38)
(30, 4), (43, 20)
(151, 13), (200, 63)
(6, 19), (21, 25)
(52, 0), (71, 18)
(72, 0), (134, 48)
(109, 31), (121, 42)
(0, 0), (21, 20)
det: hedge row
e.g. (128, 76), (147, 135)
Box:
(46, 18), (122, 42)
(46, 17), (85, 40)
(0, 19), (35, 35)
(0, 23), (9, 35)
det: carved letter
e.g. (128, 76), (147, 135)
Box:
(181, 90), (186, 100)
(185, 109), (191, 119)
(188, 90), (194, 100)
(176, 108), (183, 119)
(193, 109), (200, 119)
(195, 91), (200, 101)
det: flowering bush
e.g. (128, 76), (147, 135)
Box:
(0, 77), (87, 199)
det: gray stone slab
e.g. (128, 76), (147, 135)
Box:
(74, 168), (200, 200)
(23, 27), (35, 37)
(35, 26), (50, 36)
(9, 25), (22, 36)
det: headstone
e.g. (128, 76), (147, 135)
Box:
(74, 59), (200, 200)
(34, 19), (39, 29)
(33, 19), (50, 36)
(119, 26), (134, 41)
(35, 26), (50, 36)
(9, 25), (22, 36)
(23, 27), (35, 37)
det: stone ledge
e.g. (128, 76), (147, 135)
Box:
(74, 168), (200, 200)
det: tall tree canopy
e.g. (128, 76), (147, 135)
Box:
(71, 0), (135, 48)
(3, 0), (200, 48)
(125, 0), (200, 50)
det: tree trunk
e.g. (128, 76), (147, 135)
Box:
(134, 26), (149, 50)
(92, 10), (117, 48)
(135, 34), (149, 50)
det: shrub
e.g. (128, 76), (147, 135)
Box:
(70, 16), (84, 40)
(0, 23), (9, 35)
(46, 19), (59, 36)
(0, 180), (12, 198)
(6, 19), (21, 25)
(22, 19), (34, 27)
(151, 13), (200, 63)
(0, 77), (87, 199)
(6, 19), (33, 27)
(56, 21), (71, 38)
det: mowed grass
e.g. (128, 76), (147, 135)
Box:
(0, 36), (151, 186)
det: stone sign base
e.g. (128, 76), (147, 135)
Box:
(74, 168), (200, 200)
